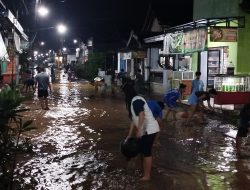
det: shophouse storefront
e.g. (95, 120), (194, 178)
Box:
(0, 10), (28, 84)
(144, 17), (250, 104)
(144, 34), (172, 94)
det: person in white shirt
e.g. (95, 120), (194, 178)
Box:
(122, 80), (159, 181)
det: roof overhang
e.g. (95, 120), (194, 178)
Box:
(144, 16), (245, 43)
(0, 10), (28, 41)
(164, 16), (245, 33)
(144, 34), (165, 43)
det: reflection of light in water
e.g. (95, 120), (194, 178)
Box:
(15, 118), (103, 189)
(15, 76), (111, 189)
(44, 107), (90, 119)
(199, 122), (237, 189)
(215, 138), (235, 172)
(17, 151), (108, 189)
(100, 111), (106, 117)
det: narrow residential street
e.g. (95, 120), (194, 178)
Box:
(12, 71), (250, 190)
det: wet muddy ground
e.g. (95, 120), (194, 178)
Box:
(14, 72), (250, 190)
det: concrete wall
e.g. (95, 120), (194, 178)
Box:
(193, 0), (239, 20)
(147, 48), (160, 70)
(237, 13), (250, 74)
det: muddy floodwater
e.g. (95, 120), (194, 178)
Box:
(14, 73), (250, 190)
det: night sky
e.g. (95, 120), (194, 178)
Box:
(2, 0), (193, 51)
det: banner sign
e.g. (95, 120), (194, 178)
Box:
(121, 52), (132, 60)
(210, 27), (237, 42)
(169, 32), (183, 54)
(163, 29), (207, 54)
(183, 28), (207, 53)
(132, 51), (146, 58)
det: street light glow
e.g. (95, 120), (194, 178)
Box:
(57, 24), (67, 34)
(38, 6), (49, 17)
(40, 41), (45, 46)
(73, 39), (78, 44)
(62, 47), (67, 52)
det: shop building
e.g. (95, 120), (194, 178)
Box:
(143, 0), (250, 105)
(117, 51), (147, 80)
(193, 0), (250, 105)
(117, 31), (147, 82)
(0, 9), (28, 84)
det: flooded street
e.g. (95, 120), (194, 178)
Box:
(14, 72), (250, 190)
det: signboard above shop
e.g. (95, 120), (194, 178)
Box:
(210, 27), (237, 42)
(163, 28), (207, 54)
(183, 28), (207, 53)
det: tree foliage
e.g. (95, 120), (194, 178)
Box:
(0, 90), (34, 190)
(74, 52), (106, 80)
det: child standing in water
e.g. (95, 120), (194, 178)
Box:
(191, 71), (204, 93)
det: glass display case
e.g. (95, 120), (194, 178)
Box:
(214, 75), (250, 92)
(207, 50), (221, 88)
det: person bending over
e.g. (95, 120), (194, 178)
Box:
(186, 88), (217, 125)
(122, 82), (160, 181)
(164, 83), (186, 121)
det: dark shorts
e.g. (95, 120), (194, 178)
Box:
(236, 127), (248, 137)
(38, 89), (49, 98)
(139, 133), (157, 157)
(27, 79), (34, 86)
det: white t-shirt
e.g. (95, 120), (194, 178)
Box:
(130, 96), (160, 136)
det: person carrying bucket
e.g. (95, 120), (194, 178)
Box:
(121, 81), (160, 181)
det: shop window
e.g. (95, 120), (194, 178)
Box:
(177, 55), (192, 71)
(150, 72), (163, 83)
(158, 55), (174, 70)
